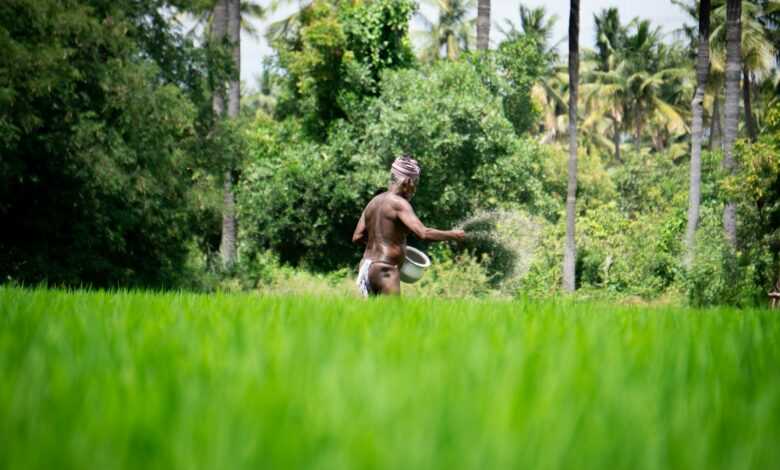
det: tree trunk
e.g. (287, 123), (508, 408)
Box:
(743, 66), (757, 142)
(634, 116), (642, 155)
(722, 0), (741, 249)
(227, 0), (240, 121)
(477, 0), (491, 50)
(210, 0), (228, 120)
(220, 0), (240, 269)
(613, 123), (622, 164)
(563, 0), (579, 293)
(446, 33), (457, 60)
(685, 0), (710, 269)
(709, 92), (721, 151)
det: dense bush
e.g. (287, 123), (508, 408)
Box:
(684, 101), (780, 307)
(239, 119), (381, 270)
(405, 246), (494, 298)
(466, 38), (546, 136)
(239, 57), (551, 271)
(360, 61), (553, 226)
(0, 0), (216, 287)
(273, 0), (417, 139)
(683, 210), (763, 307)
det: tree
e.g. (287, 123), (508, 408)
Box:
(621, 20), (689, 153)
(498, 4), (558, 45)
(723, 0), (741, 249)
(198, 0), (268, 269)
(209, 0), (231, 268)
(477, 0), (490, 50)
(584, 13), (690, 162)
(417, 0), (477, 61)
(219, 0), (240, 269)
(0, 0), (210, 287)
(674, 0), (724, 151)
(685, 0), (711, 268)
(211, 0), (228, 120)
(594, 8), (623, 72)
(273, 0), (416, 138)
(497, 3), (560, 64)
(563, 0), (579, 292)
(711, 1), (777, 143)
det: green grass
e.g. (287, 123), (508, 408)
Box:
(1, 287), (779, 470)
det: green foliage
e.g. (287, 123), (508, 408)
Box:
(239, 57), (552, 272)
(273, 0), (416, 139)
(406, 246), (494, 298)
(3, 0), (779, 304)
(3, 287), (780, 469)
(469, 36), (546, 136)
(341, 0), (417, 77)
(239, 119), (380, 270)
(0, 0), (215, 287)
(679, 101), (780, 307)
(521, 150), (699, 299)
(361, 60), (552, 226)
(685, 223), (738, 307)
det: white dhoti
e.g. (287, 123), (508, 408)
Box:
(356, 260), (374, 298)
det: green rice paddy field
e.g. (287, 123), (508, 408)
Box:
(1, 287), (779, 470)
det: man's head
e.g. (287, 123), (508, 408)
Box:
(390, 155), (420, 200)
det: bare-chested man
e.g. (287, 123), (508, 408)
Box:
(352, 155), (465, 297)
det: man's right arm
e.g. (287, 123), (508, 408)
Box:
(352, 209), (368, 244)
(395, 198), (464, 242)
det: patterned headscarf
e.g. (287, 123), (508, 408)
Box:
(391, 155), (421, 181)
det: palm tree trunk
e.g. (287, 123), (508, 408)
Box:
(477, 0), (491, 50)
(685, 0), (710, 269)
(709, 92), (721, 151)
(220, 0), (240, 269)
(211, 0), (228, 120)
(227, 0), (240, 121)
(613, 124), (622, 164)
(635, 119), (642, 154)
(722, 0), (741, 249)
(446, 34), (457, 60)
(742, 66), (757, 142)
(563, 0), (579, 293)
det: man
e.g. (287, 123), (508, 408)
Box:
(352, 155), (465, 297)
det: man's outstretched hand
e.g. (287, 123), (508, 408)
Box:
(451, 229), (466, 242)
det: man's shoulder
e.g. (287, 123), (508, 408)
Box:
(385, 193), (411, 209)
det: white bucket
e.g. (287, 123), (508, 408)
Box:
(400, 246), (431, 284)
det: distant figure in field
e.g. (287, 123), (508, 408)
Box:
(352, 155), (465, 297)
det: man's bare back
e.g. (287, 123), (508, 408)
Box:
(352, 156), (463, 297)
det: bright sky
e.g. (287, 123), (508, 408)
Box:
(237, 0), (691, 91)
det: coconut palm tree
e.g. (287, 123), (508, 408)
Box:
(711, 0), (777, 142)
(498, 4), (559, 47)
(723, 0), (741, 249)
(584, 16), (690, 161)
(535, 59), (613, 158)
(192, 0), (269, 268)
(187, 0), (271, 38)
(417, 0), (477, 61)
(563, 0), (579, 293)
(685, 0), (711, 269)
(211, 0), (228, 122)
(583, 8), (626, 162)
(477, 0), (490, 50)
(219, 0), (242, 268)
(674, 0), (724, 150)
(593, 7), (623, 72)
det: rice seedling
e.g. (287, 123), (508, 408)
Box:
(0, 287), (778, 470)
